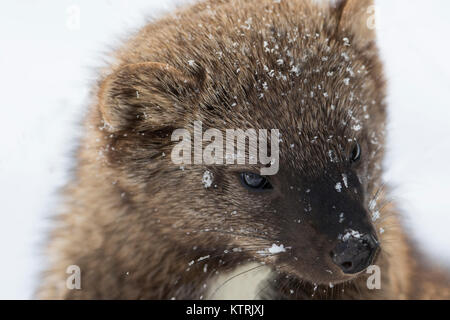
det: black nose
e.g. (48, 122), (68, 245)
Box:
(331, 233), (379, 274)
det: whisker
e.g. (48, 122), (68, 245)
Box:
(201, 229), (275, 243)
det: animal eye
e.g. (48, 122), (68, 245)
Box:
(240, 172), (272, 190)
(350, 142), (361, 163)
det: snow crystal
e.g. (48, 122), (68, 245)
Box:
(369, 199), (377, 211)
(187, 60), (195, 67)
(202, 170), (213, 188)
(197, 255), (210, 262)
(304, 204), (312, 213)
(341, 229), (363, 241)
(268, 244), (286, 254)
(371, 211), (380, 222)
(257, 244), (287, 256)
(341, 52), (350, 61)
(335, 182), (342, 192)
(342, 174), (348, 188)
(290, 65), (300, 75)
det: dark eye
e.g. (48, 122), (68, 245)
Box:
(240, 172), (273, 191)
(350, 141), (361, 163)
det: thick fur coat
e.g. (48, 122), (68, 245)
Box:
(38, 0), (450, 299)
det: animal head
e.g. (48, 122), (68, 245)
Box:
(95, 0), (385, 287)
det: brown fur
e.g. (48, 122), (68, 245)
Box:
(37, 0), (450, 299)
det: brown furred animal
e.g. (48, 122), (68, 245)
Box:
(38, 0), (450, 299)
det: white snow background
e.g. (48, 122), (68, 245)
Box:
(0, 0), (449, 299)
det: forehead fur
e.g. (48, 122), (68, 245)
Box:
(104, 0), (386, 176)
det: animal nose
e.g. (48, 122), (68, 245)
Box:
(330, 233), (379, 274)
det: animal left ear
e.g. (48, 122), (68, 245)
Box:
(336, 0), (376, 46)
(98, 62), (204, 132)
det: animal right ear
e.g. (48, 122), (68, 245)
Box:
(98, 62), (200, 132)
(335, 0), (376, 47)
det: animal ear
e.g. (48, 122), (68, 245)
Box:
(98, 62), (200, 132)
(336, 0), (376, 46)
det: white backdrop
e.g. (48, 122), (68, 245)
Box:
(0, 0), (449, 299)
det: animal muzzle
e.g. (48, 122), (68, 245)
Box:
(330, 233), (379, 274)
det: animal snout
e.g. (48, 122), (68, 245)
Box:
(330, 233), (379, 274)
